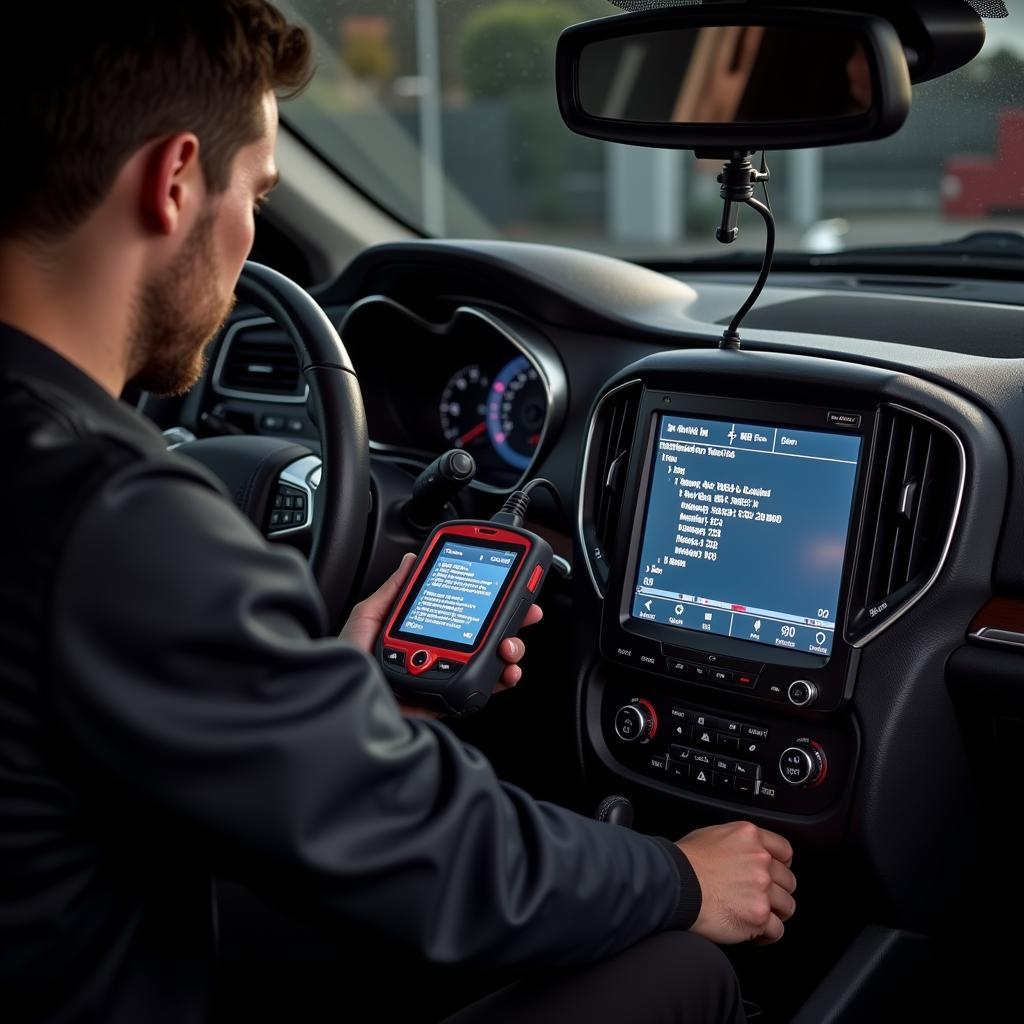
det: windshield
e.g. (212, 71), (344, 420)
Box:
(278, 1), (1024, 260)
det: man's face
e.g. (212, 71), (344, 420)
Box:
(129, 93), (281, 396)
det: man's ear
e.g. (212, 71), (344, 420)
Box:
(140, 133), (203, 236)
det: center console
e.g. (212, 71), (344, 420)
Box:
(576, 354), (963, 824)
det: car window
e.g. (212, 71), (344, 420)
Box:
(279, 1), (1024, 258)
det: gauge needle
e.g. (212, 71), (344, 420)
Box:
(457, 421), (487, 446)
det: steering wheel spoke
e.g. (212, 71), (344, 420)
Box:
(267, 455), (321, 539)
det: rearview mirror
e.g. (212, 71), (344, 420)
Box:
(557, 7), (912, 153)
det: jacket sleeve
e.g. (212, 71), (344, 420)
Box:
(45, 463), (701, 970)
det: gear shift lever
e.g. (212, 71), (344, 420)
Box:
(595, 794), (634, 829)
(404, 449), (477, 531)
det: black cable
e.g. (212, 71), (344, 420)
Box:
(722, 195), (776, 345)
(522, 477), (568, 529)
(760, 150), (773, 215)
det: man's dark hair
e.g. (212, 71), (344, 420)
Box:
(1, 2), (312, 241)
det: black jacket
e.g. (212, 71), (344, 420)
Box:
(0, 322), (701, 1023)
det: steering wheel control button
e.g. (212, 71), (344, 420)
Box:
(787, 679), (818, 707)
(780, 747), (817, 786)
(383, 648), (407, 671)
(410, 649), (431, 670)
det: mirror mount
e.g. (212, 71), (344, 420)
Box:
(714, 154), (776, 351)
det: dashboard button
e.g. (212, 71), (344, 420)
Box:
(742, 724), (770, 741)
(734, 776), (756, 797)
(713, 755), (735, 774)
(647, 755), (668, 773)
(669, 745), (692, 762)
(691, 750), (713, 769)
(713, 771), (735, 792)
(716, 733), (740, 754)
(720, 719), (743, 737)
(733, 760), (760, 780)
(740, 738), (764, 759)
(733, 672), (758, 688)
(668, 760), (691, 781)
(692, 727), (715, 749)
(667, 659), (697, 679)
(692, 767), (712, 787)
(709, 668), (733, 685)
(693, 712), (719, 731)
(765, 682), (787, 702)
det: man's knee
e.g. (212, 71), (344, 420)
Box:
(640, 930), (744, 1022)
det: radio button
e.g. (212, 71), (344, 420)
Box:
(733, 760), (760, 780)
(742, 724), (770, 741)
(713, 755), (734, 774)
(383, 648), (407, 671)
(787, 680), (818, 708)
(667, 659), (698, 680)
(709, 668), (733, 685)
(720, 719), (743, 736)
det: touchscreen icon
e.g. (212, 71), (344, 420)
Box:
(675, 604), (684, 615)
(815, 631), (827, 646)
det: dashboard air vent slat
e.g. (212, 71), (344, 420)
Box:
(848, 406), (962, 642)
(217, 324), (304, 398)
(581, 381), (642, 595)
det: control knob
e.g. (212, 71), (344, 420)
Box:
(787, 679), (818, 707)
(613, 700), (658, 743)
(779, 742), (828, 787)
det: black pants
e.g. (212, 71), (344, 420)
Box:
(440, 932), (746, 1024)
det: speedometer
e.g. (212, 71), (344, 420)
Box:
(486, 356), (547, 471)
(439, 365), (492, 450)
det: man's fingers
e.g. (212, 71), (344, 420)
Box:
(500, 637), (525, 664)
(769, 882), (796, 922)
(522, 603), (544, 627)
(769, 857), (797, 895)
(755, 913), (786, 945)
(757, 827), (794, 868)
(498, 664), (522, 689)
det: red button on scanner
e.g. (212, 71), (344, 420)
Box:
(527, 565), (544, 593)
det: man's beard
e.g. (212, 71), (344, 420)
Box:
(128, 209), (237, 397)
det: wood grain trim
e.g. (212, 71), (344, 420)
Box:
(969, 598), (1024, 636)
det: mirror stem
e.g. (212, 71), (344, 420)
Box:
(714, 155), (776, 350)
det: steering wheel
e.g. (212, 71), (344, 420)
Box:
(177, 261), (370, 627)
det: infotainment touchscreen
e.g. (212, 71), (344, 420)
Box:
(630, 414), (862, 657)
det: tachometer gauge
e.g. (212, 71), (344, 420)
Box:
(486, 356), (547, 471)
(439, 365), (492, 449)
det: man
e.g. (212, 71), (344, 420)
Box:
(0, 4), (796, 1022)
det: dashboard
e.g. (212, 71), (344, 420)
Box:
(176, 238), (1024, 947)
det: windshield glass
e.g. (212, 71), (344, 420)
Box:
(278, 1), (1024, 259)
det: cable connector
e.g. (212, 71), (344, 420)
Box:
(491, 490), (530, 528)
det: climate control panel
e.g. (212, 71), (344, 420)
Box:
(600, 684), (851, 816)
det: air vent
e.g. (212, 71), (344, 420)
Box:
(214, 319), (305, 400)
(847, 406), (963, 642)
(580, 380), (643, 595)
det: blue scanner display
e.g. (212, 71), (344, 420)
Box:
(631, 414), (861, 657)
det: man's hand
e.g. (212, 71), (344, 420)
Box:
(677, 821), (797, 945)
(341, 553), (544, 719)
